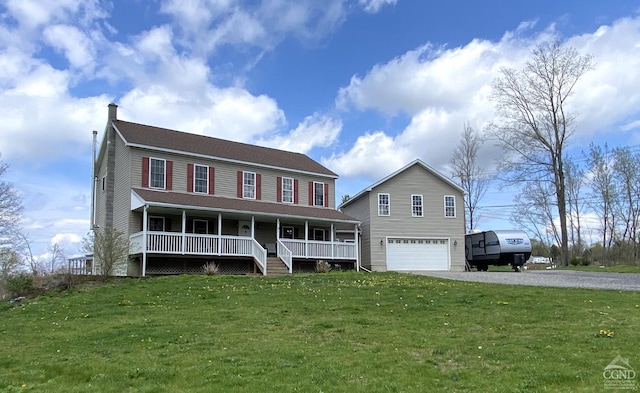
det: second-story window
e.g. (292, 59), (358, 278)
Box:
(444, 195), (456, 217)
(412, 195), (423, 217)
(282, 177), (293, 203)
(194, 164), (208, 194)
(243, 171), (256, 199)
(314, 182), (325, 206)
(150, 158), (165, 189)
(378, 193), (390, 216)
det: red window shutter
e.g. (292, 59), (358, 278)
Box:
(294, 179), (299, 204)
(209, 167), (215, 195)
(277, 176), (282, 202)
(237, 171), (243, 198)
(256, 173), (262, 200)
(308, 182), (313, 206)
(166, 160), (173, 190)
(142, 157), (149, 187)
(187, 164), (194, 192)
(324, 183), (329, 207)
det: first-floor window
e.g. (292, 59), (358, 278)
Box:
(149, 216), (165, 231)
(281, 226), (295, 239)
(194, 164), (208, 193)
(193, 219), (208, 234)
(101, 175), (107, 192)
(282, 177), (293, 203)
(243, 171), (256, 199)
(412, 195), (423, 217)
(444, 195), (456, 217)
(313, 228), (325, 241)
(378, 193), (390, 216)
(150, 158), (165, 189)
(314, 182), (325, 206)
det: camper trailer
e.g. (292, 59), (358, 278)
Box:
(465, 230), (531, 271)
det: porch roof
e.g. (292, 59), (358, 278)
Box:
(132, 188), (359, 224)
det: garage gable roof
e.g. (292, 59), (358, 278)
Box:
(339, 159), (464, 209)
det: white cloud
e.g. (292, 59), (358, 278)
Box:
(43, 24), (95, 70)
(331, 15), (640, 180)
(358, 0), (397, 14)
(258, 113), (342, 153)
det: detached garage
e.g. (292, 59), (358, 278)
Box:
(386, 238), (450, 271)
(339, 159), (466, 272)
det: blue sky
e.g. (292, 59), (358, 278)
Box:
(1, 0), (639, 258)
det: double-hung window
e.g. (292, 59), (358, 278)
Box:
(243, 172), (256, 199)
(378, 193), (390, 216)
(149, 216), (165, 232)
(194, 164), (208, 194)
(412, 195), (423, 217)
(314, 182), (325, 206)
(149, 158), (165, 189)
(444, 195), (456, 217)
(282, 177), (293, 203)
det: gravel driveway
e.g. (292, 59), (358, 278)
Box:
(410, 270), (640, 291)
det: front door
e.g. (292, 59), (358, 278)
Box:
(238, 220), (251, 237)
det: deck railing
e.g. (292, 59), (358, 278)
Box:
(277, 241), (293, 273)
(129, 232), (267, 274)
(129, 232), (356, 264)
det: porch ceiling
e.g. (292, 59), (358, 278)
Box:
(132, 188), (359, 226)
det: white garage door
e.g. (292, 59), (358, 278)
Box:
(387, 238), (449, 271)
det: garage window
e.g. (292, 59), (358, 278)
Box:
(378, 193), (390, 216)
(411, 195), (423, 217)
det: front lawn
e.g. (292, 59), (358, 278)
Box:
(0, 272), (638, 392)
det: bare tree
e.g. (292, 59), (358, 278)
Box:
(0, 155), (23, 247)
(15, 231), (43, 275)
(585, 143), (617, 261)
(82, 228), (129, 277)
(450, 123), (489, 232)
(488, 41), (593, 266)
(48, 242), (66, 273)
(510, 182), (560, 247)
(564, 159), (585, 257)
(612, 146), (640, 263)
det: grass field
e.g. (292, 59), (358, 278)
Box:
(1, 272), (638, 392)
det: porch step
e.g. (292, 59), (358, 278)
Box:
(266, 257), (290, 276)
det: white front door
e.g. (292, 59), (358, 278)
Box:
(238, 221), (251, 237)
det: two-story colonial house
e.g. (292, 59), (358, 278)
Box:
(339, 159), (466, 272)
(93, 103), (359, 276)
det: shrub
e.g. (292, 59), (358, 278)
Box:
(570, 257), (580, 266)
(4, 273), (34, 297)
(202, 261), (219, 275)
(315, 260), (331, 273)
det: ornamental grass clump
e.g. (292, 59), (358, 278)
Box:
(201, 261), (219, 275)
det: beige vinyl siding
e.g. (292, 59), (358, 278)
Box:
(129, 148), (336, 208)
(112, 134), (133, 276)
(371, 165), (465, 271)
(340, 195), (371, 269)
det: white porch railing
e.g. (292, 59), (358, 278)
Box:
(278, 239), (357, 260)
(277, 240), (293, 273)
(129, 232), (267, 275)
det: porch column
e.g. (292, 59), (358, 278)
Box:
(304, 221), (309, 258)
(251, 216), (255, 238)
(331, 223), (334, 259)
(142, 205), (148, 277)
(354, 224), (360, 271)
(276, 219), (280, 240)
(181, 210), (186, 255)
(218, 213), (222, 255)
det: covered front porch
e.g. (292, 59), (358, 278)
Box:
(129, 190), (359, 276)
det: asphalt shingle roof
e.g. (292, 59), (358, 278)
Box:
(114, 119), (337, 177)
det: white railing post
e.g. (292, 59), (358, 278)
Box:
(304, 221), (308, 258)
(181, 210), (186, 255)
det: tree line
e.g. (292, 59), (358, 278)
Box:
(450, 41), (638, 266)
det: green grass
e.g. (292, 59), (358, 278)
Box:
(561, 264), (640, 273)
(1, 272), (638, 392)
